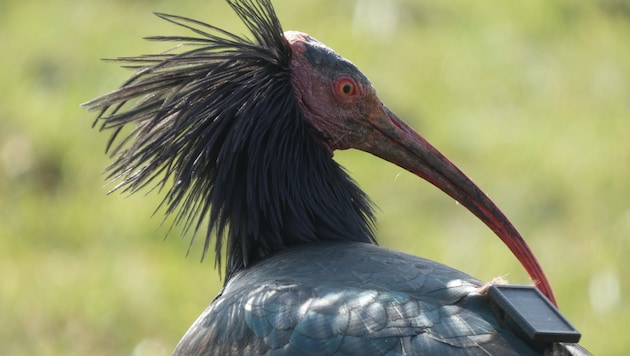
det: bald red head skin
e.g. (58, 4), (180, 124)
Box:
(285, 31), (557, 306)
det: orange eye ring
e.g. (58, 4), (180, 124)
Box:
(335, 77), (358, 97)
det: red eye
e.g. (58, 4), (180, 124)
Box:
(335, 77), (358, 97)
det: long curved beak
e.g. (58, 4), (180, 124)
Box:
(356, 105), (557, 306)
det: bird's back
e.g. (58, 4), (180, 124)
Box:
(175, 242), (545, 355)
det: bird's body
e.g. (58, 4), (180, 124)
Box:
(175, 242), (537, 355)
(84, 0), (588, 354)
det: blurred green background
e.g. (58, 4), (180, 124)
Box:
(1, 0), (628, 354)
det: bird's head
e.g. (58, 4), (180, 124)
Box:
(84, 0), (556, 305)
(283, 31), (379, 153)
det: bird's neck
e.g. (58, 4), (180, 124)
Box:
(222, 118), (376, 280)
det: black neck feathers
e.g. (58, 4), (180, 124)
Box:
(84, 0), (375, 280)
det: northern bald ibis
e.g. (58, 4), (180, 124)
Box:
(84, 0), (588, 354)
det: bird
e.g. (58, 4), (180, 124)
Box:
(83, 0), (589, 354)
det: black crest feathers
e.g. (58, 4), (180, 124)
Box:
(83, 0), (375, 280)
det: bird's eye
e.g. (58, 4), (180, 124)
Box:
(335, 77), (358, 97)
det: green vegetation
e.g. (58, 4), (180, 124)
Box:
(1, 0), (628, 354)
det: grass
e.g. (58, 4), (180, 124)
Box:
(1, 0), (628, 354)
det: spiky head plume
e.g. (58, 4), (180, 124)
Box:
(83, 0), (376, 280)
